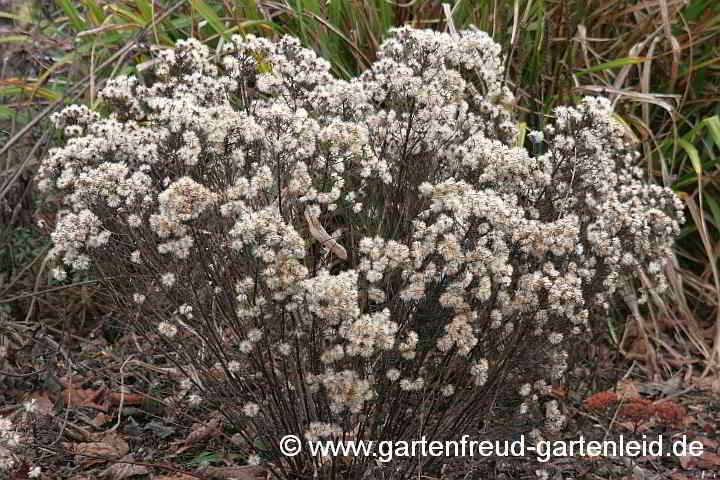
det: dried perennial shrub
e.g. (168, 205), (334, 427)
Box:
(37, 27), (684, 479)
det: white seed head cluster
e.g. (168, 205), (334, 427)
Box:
(0, 418), (21, 449)
(0, 417), (22, 472)
(544, 400), (566, 434)
(187, 393), (202, 407)
(39, 27), (684, 449)
(307, 369), (374, 414)
(304, 422), (343, 442)
(158, 320), (177, 338)
(242, 402), (260, 417)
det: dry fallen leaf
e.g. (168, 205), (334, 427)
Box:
(0, 447), (17, 472)
(58, 374), (92, 388)
(63, 386), (110, 412)
(678, 451), (720, 470)
(690, 451), (720, 469)
(625, 337), (649, 361)
(196, 465), (268, 480)
(693, 376), (720, 393)
(25, 392), (54, 415)
(693, 436), (719, 450)
(64, 432), (129, 467)
(677, 453), (694, 470)
(670, 474), (693, 480)
(152, 475), (197, 480)
(173, 417), (222, 455)
(616, 420), (655, 433)
(108, 392), (145, 406)
(230, 433), (247, 448)
(185, 416), (221, 444)
(550, 383), (567, 399)
(615, 379), (643, 400)
(99, 455), (150, 479)
(94, 412), (111, 428)
(675, 434), (720, 469)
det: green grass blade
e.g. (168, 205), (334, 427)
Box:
(55, 0), (87, 33)
(107, 5), (147, 27)
(516, 121), (526, 147)
(449, 0), (478, 29)
(0, 35), (32, 44)
(134, 0), (153, 22)
(702, 191), (720, 232)
(0, 12), (26, 21)
(577, 57), (651, 75)
(0, 84), (61, 101)
(82, 0), (106, 26)
(191, 0), (228, 38)
(0, 105), (32, 122)
(676, 137), (703, 176)
(76, 23), (143, 38)
(702, 116), (720, 153)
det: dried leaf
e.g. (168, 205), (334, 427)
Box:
(196, 465), (268, 480)
(694, 436), (719, 450)
(64, 432), (129, 467)
(675, 436), (720, 469)
(615, 379), (643, 400)
(63, 386), (109, 411)
(151, 475), (197, 480)
(94, 413), (111, 428)
(66, 442), (127, 466)
(173, 417), (222, 455)
(185, 417), (221, 444)
(305, 209), (347, 260)
(550, 384), (567, 399)
(678, 450), (720, 470)
(693, 451), (720, 469)
(108, 392), (145, 406)
(0, 447), (16, 469)
(693, 376), (720, 393)
(230, 433), (247, 448)
(670, 474), (693, 480)
(99, 455), (150, 479)
(631, 376), (683, 396)
(145, 420), (176, 439)
(625, 337), (649, 360)
(58, 375), (91, 388)
(677, 453), (693, 469)
(25, 392), (54, 415)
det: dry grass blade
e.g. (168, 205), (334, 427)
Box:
(637, 266), (712, 368)
(442, 3), (456, 36)
(684, 195), (720, 373)
(658, 0), (681, 91)
(621, 285), (660, 378)
(578, 86), (678, 116)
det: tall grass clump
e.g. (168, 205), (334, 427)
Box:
(34, 28), (683, 479)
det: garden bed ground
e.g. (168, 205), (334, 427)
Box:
(1, 318), (718, 480)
